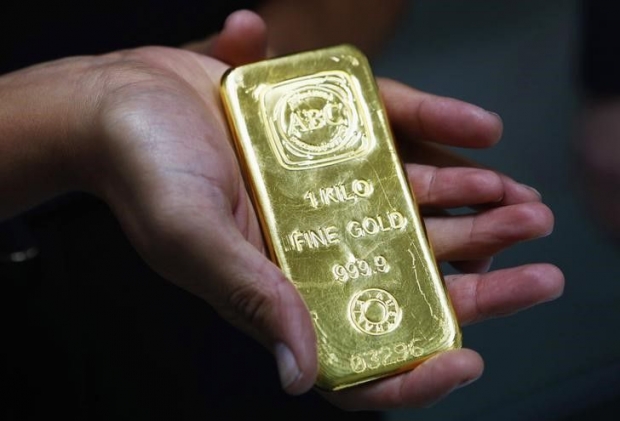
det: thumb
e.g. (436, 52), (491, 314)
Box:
(129, 203), (319, 396)
(184, 9), (270, 66)
(210, 236), (319, 395)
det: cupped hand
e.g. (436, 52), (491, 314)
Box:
(54, 9), (563, 410)
(71, 39), (320, 393)
(314, 80), (564, 409)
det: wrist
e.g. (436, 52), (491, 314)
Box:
(0, 56), (102, 219)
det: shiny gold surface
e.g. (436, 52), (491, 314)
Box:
(220, 44), (461, 391)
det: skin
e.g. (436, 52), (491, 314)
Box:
(184, 0), (407, 59)
(0, 9), (564, 411)
(257, 0), (408, 56)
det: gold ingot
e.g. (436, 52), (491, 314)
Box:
(220, 44), (461, 391)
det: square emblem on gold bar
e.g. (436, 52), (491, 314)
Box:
(220, 44), (461, 391)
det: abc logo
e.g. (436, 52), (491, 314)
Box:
(263, 72), (371, 170)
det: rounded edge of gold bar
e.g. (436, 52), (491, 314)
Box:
(219, 44), (463, 392)
(314, 329), (462, 392)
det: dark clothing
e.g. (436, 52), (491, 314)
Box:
(1, 2), (381, 419)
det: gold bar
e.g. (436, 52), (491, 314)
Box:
(220, 44), (461, 391)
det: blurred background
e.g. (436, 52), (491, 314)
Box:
(372, 0), (620, 420)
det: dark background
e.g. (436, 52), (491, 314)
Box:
(3, 0), (620, 420)
(373, 1), (620, 420)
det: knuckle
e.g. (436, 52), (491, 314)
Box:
(227, 277), (280, 332)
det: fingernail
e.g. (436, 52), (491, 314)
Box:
(478, 257), (493, 274)
(455, 375), (480, 390)
(520, 183), (542, 198)
(275, 342), (301, 392)
(486, 110), (503, 122)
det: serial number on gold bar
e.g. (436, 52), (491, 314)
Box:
(220, 44), (461, 391)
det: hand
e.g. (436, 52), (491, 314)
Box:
(119, 19), (563, 408)
(182, 1), (407, 60)
(315, 80), (564, 409)
(0, 9), (564, 411)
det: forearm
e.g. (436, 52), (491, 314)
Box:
(257, 0), (409, 57)
(0, 58), (97, 220)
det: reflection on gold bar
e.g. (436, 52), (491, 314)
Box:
(220, 44), (461, 391)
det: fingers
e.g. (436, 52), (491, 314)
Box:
(319, 349), (484, 410)
(446, 263), (565, 325)
(425, 202), (553, 262)
(407, 164), (550, 263)
(406, 157), (542, 207)
(493, 174), (542, 206)
(408, 164), (506, 208)
(318, 264), (563, 411)
(407, 155), (542, 210)
(377, 78), (503, 151)
(184, 9), (269, 66)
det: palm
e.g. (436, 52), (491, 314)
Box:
(91, 47), (268, 317)
(84, 46), (562, 409)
